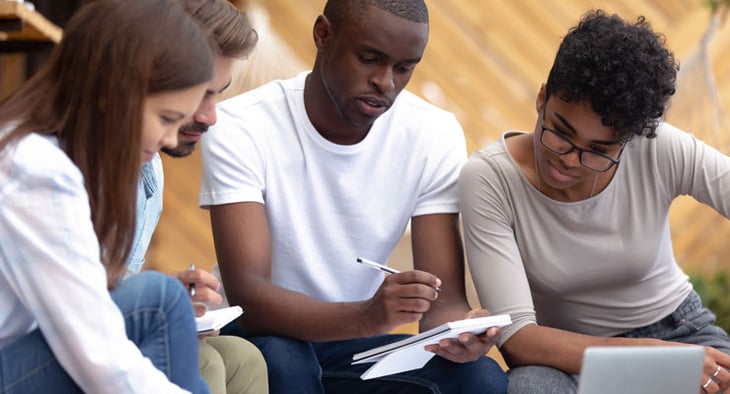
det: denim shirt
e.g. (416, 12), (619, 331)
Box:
(126, 153), (163, 275)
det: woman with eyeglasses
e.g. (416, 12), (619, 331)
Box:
(459, 10), (730, 394)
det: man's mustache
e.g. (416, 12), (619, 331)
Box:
(180, 121), (208, 134)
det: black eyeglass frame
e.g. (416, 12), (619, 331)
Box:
(539, 113), (624, 173)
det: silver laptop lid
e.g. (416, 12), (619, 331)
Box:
(577, 346), (704, 394)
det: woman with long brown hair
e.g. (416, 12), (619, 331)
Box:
(0, 0), (213, 392)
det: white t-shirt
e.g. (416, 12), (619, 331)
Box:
(200, 72), (467, 302)
(459, 123), (730, 346)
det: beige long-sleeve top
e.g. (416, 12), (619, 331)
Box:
(459, 123), (730, 347)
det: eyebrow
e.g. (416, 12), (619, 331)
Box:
(553, 112), (621, 146)
(361, 46), (422, 65)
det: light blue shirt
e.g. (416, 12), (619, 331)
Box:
(127, 153), (164, 274)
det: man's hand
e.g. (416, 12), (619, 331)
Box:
(358, 270), (442, 336)
(169, 267), (223, 317)
(424, 309), (500, 363)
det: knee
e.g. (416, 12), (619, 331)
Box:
(198, 341), (225, 377)
(444, 356), (509, 393)
(507, 365), (577, 394)
(209, 336), (267, 375)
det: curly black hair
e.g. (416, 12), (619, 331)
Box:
(545, 10), (678, 142)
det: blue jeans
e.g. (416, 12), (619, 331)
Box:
(507, 290), (730, 394)
(222, 322), (508, 393)
(0, 271), (209, 393)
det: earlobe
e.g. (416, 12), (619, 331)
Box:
(313, 14), (330, 50)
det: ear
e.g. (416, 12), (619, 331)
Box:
(313, 14), (331, 51)
(536, 83), (547, 114)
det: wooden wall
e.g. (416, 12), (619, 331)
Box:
(150, 0), (730, 279)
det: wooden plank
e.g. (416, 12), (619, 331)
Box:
(0, 52), (23, 99)
(0, 1), (61, 43)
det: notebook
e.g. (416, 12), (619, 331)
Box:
(577, 346), (705, 394)
(195, 305), (243, 334)
(352, 314), (512, 380)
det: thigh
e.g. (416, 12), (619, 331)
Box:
(619, 290), (730, 353)
(198, 340), (225, 394)
(508, 365), (578, 394)
(204, 336), (268, 394)
(316, 335), (508, 394)
(0, 330), (82, 394)
(244, 332), (324, 394)
(111, 272), (208, 393)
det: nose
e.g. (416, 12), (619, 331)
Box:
(193, 97), (217, 126)
(559, 148), (582, 168)
(161, 126), (179, 150)
(370, 66), (395, 93)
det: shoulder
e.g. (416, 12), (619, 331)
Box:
(630, 122), (707, 159)
(390, 90), (458, 123)
(0, 133), (83, 195)
(466, 133), (514, 167)
(217, 73), (304, 118)
(460, 133), (520, 183)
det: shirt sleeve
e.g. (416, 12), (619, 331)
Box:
(458, 150), (538, 346)
(0, 142), (188, 393)
(199, 106), (265, 208)
(658, 123), (730, 217)
(413, 112), (468, 216)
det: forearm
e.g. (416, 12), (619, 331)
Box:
(502, 324), (666, 374)
(226, 277), (374, 341)
(419, 293), (471, 332)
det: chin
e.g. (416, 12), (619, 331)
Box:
(161, 145), (194, 158)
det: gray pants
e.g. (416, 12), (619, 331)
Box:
(507, 290), (730, 393)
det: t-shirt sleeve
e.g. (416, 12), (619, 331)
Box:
(412, 112), (467, 216)
(199, 106), (266, 208)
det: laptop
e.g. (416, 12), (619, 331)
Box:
(577, 346), (704, 394)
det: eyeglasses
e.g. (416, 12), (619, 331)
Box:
(540, 115), (623, 172)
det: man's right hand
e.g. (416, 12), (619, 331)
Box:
(359, 270), (442, 336)
(169, 267), (223, 316)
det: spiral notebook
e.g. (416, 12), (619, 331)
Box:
(352, 314), (512, 380)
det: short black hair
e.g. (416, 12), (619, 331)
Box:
(324, 0), (428, 32)
(545, 9), (678, 142)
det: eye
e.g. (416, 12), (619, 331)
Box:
(160, 115), (177, 125)
(395, 63), (416, 73)
(589, 145), (608, 155)
(358, 54), (378, 64)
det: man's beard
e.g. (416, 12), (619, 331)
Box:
(162, 121), (208, 158)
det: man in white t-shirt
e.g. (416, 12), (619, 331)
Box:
(199, 0), (507, 393)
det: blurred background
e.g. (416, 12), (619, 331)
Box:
(2, 0), (730, 330)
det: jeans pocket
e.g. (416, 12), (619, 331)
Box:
(673, 303), (717, 336)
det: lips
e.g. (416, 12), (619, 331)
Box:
(547, 160), (579, 184)
(357, 96), (390, 117)
(179, 131), (202, 142)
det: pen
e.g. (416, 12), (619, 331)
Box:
(356, 257), (400, 274)
(188, 263), (196, 298)
(356, 257), (441, 291)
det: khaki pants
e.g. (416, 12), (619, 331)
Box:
(199, 336), (268, 394)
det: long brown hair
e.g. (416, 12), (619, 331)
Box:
(0, 0), (214, 286)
